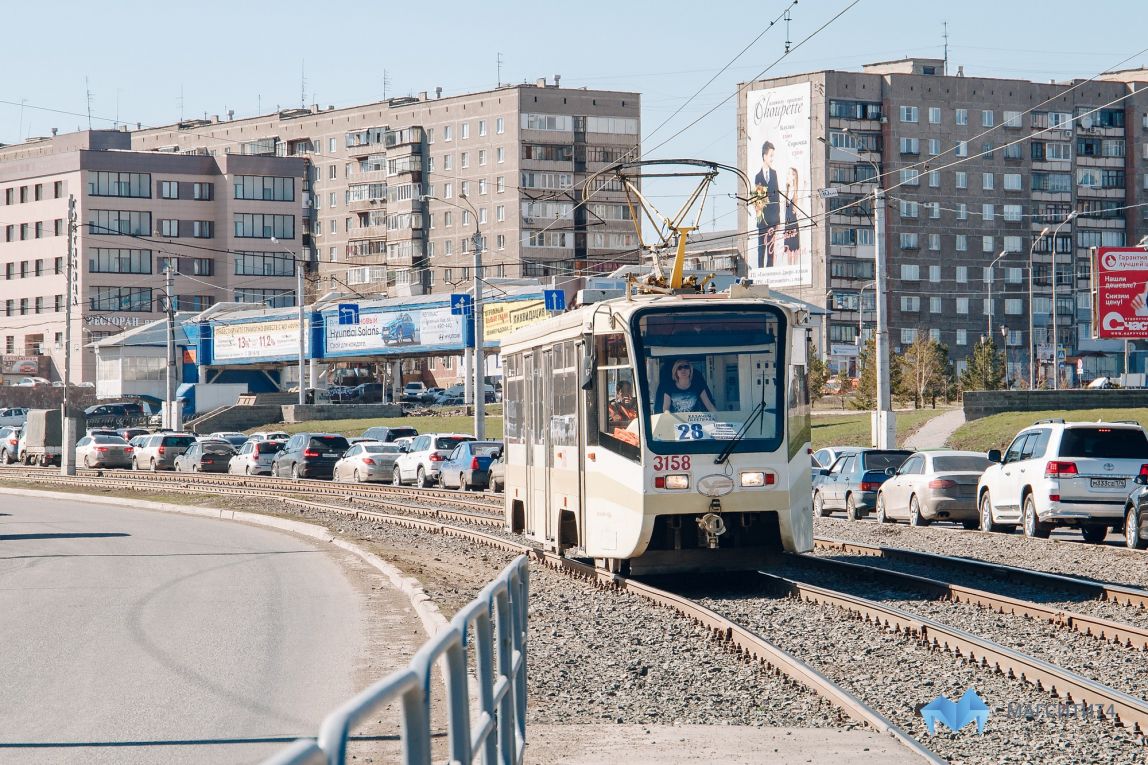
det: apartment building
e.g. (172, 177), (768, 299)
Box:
(132, 78), (642, 298)
(0, 130), (305, 382)
(739, 59), (1148, 384)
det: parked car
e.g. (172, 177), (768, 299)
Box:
(812, 446), (863, 476)
(421, 387), (445, 403)
(402, 382), (427, 401)
(393, 433), (476, 487)
(272, 432), (351, 479)
(174, 440), (237, 473)
(13, 376), (51, 387)
(345, 382), (390, 403)
(248, 431), (290, 443)
(132, 432), (198, 471)
(392, 436), (415, 452)
(205, 431), (249, 448)
(1121, 468), (1148, 550)
(438, 441), (503, 491)
(75, 434), (135, 469)
(333, 442), (404, 483)
(86, 428), (121, 439)
(0, 407), (28, 427)
(85, 402), (147, 427)
(228, 439), (285, 476)
(876, 450), (994, 528)
(116, 427), (150, 442)
(361, 425), (419, 443)
(813, 449), (913, 520)
(0, 425), (21, 464)
(978, 419), (1148, 542)
(488, 450), (506, 493)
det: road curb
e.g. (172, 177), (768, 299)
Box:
(0, 486), (449, 638)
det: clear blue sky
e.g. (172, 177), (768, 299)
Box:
(4, 0), (1145, 228)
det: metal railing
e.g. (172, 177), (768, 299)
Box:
(265, 555), (529, 765)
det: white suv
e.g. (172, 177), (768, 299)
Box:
(977, 419), (1148, 543)
(393, 432), (475, 487)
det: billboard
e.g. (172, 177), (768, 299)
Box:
(745, 82), (812, 288)
(482, 299), (549, 342)
(1093, 247), (1148, 339)
(213, 319), (300, 362)
(324, 305), (463, 356)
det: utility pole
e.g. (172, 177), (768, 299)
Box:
(472, 222), (486, 439)
(297, 253), (307, 405)
(60, 196), (77, 476)
(874, 185), (894, 448)
(164, 262), (180, 430)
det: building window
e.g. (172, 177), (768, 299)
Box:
(234, 213), (295, 239)
(193, 182), (214, 201)
(1003, 173), (1022, 191)
(497, 147), (505, 163)
(461, 123), (470, 139)
(900, 264), (920, 280)
(234, 288), (295, 308)
(982, 204), (994, 222)
(89, 286), (153, 312)
(956, 108), (968, 125)
(928, 106), (941, 124)
(443, 125), (453, 142)
(496, 117), (504, 134)
(900, 328), (918, 344)
(957, 203), (968, 221)
(496, 176), (505, 193)
(956, 235), (968, 252)
(982, 235), (994, 253)
(88, 171), (151, 198)
(955, 141), (968, 157)
(496, 205), (505, 222)
(478, 149), (487, 166)
(956, 266), (968, 283)
(1003, 205), (1023, 222)
(929, 297), (942, 313)
(233, 176), (295, 201)
(88, 210), (152, 237)
(982, 172), (994, 191)
(159, 219), (179, 237)
(982, 110), (994, 127)
(928, 171), (939, 187)
(929, 233), (941, 250)
(928, 138), (941, 156)
(899, 105), (919, 123)
(160, 181), (179, 199)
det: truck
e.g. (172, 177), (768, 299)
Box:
(22, 408), (78, 467)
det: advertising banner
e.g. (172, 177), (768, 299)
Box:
(324, 306), (464, 356)
(745, 82), (812, 288)
(483, 300), (548, 342)
(1094, 247), (1148, 339)
(1, 356), (43, 375)
(213, 319), (300, 362)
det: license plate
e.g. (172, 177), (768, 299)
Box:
(325, 453), (339, 458)
(1091, 478), (1124, 489)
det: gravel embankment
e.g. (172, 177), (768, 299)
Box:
(684, 578), (1148, 765)
(279, 502), (845, 728)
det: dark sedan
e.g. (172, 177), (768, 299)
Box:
(813, 449), (913, 520)
(439, 441), (503, 491)
(272, 432), (351, 480)
(174, 440), (237, 473)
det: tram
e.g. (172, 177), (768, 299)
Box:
(500, 281), (814, 574)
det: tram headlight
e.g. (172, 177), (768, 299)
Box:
(740, 471), (771, 487)
(661, 474), (689, 490)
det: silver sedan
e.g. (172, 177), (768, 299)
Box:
(876, 450), (994, 527)
(333, 443), (403, 483)
(75, 435), (135, 469)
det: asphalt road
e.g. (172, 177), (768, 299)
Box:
(0, 496), (366, 764)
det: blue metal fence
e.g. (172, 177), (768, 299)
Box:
(264, 555), (529, 765)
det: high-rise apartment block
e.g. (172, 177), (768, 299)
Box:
(0, 130), (305, 382)
(740, 59), (1148, 383)
(133, 79), (641, 298)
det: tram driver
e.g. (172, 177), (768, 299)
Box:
(608, 379), (638, 428)
(656, 358), (717, 414)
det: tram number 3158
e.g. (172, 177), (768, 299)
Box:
(652, 454), (691, 471)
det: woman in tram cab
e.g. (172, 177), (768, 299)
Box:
(656, 359), (717, 414)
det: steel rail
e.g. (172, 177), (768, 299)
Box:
(814, 537), (1148, 610)
(3, 473), (942, 764)
(756, 570), (1148, 736)
(794, 554), (1148, 651)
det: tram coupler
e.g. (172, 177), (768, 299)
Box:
(698, 499), (727, 549)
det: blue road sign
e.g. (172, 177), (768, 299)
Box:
(337, 303), (360, 325)
(450, 293), (473, 315)
(544, 289), (566, 312)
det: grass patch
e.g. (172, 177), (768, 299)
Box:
(811, 407), (954, 450)
(255, 409), (504, 440)
(948, 408), (1148, 454)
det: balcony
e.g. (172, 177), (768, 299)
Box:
(348, 198), (386, 213)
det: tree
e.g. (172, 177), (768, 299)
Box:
(807, 341), (830, 403)
(897, 336), (952, 408)
(849, 337), (901, 410)
(960, 337), (1007, 392)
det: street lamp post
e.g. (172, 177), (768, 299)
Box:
(421, 194), (486, 439)
(817, 136), (892, 447)
(986, 249), (1009, 342)
(1049, 211), (1077, 391)
(60, 196), (77, 475)
(271, 237), (307, 406)
(1028, 226), (1051, 388)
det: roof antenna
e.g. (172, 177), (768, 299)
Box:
(943, 21), (949, 75)
(497, 52), (503, 87)
(85, 77), (93, 130)
(300, 60), (307, 108)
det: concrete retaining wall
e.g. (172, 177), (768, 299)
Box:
(281, 403), (403, 424)
(963, 390), (1148, 421)
(187, 405), (283, 433)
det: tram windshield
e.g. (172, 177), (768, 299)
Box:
(633, 307), (785, 455)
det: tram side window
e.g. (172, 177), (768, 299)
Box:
(593, 333), (640, 461)
(551, 341), (578, 447)
(505, 353), (525, 444)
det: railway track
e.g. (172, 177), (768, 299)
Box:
(813, 536), (1148, 610)
(1, 467), (944, 763)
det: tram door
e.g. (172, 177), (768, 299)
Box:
(524, 351), (553, 543)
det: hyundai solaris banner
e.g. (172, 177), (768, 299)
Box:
(1093, 247), (1148, 339)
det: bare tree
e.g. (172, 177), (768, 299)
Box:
(897, 335), (951, 409)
